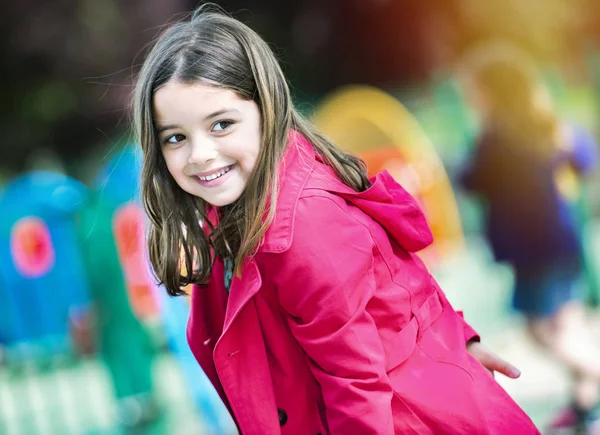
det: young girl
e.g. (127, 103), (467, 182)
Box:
(461, 58), (600, 433)
(134, 5), (539, 434)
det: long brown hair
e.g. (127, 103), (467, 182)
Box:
(133, 4), (369, 296)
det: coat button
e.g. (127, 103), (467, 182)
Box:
(278, 408), (288, 426)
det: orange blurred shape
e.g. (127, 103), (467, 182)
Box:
(113, 204), (159, 320)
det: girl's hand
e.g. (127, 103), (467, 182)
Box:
(467, 340), (521, 379)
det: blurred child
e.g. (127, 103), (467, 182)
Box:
(133, 5), (539, 434)
(461, 59), (600, 433)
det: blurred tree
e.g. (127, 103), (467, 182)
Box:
(1, 0), (188, 177)
(454, 0), (589, 67)
(1, 0), (595, 178)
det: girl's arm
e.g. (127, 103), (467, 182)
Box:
(277, 195), (395, 435)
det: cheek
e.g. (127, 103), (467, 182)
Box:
(233, 140), (260, 173)
(245, 142), (261, 173)
(162, 147), (178, 166)
(161, 152), (174, 173)
(162, 152), (185, 181)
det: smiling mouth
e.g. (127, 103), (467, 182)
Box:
(196, 165), (234, 181)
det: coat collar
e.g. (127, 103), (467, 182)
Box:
(259, 130), (316, 253)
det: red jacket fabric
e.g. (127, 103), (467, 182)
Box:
(187, 132), (539, 434)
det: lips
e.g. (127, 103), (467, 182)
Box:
(195, 165), (234, 181)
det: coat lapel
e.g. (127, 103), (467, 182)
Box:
(214, 294), (281, 433)
(214, 261), (281, 433)
(220, 258), (262, 338)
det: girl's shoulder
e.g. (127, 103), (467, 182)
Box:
(263, 160), (431, 259)
(261, 153), (354, 254)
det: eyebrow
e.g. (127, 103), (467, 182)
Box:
(155, 108), (241, 133)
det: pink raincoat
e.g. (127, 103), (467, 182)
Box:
(187, 132), (539, 434)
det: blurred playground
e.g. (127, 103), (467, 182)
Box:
(0, 73), (598, 433)
(2, 1), (600, 434)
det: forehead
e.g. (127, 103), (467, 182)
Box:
(152, 81), (243, 121)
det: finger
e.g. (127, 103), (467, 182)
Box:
(482, 354), (521, 379)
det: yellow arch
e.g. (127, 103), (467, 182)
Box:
(311, 85), (465, 264)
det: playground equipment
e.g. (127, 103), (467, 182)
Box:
(84, 146), (234, 433)
(77, 146), (160, 427)
(0, 171), (91, 361)
(0, 171), (95, 434)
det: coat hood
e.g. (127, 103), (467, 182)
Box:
(333, 168), (433, 253)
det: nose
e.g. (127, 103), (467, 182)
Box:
(188, 136), (218, 165)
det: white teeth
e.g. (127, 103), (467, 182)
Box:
(198, 165), (232, 181)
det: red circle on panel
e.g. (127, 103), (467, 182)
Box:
(11, 217), (55, 278)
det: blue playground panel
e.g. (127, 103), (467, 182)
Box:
(0, 171), (91, 355)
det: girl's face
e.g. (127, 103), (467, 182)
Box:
(153, 81), (261, 207)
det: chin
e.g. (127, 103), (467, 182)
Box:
(205, 193), (243, 208)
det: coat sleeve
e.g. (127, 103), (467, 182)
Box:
(277, 194), (394, 435)
(430, 280), (480, 343)
(457, 310), (480, 343)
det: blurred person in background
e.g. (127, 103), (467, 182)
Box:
(461, 58), (600, 433)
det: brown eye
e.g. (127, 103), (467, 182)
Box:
(165, 134), (186, 144)
(212, 120), (233, 132)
